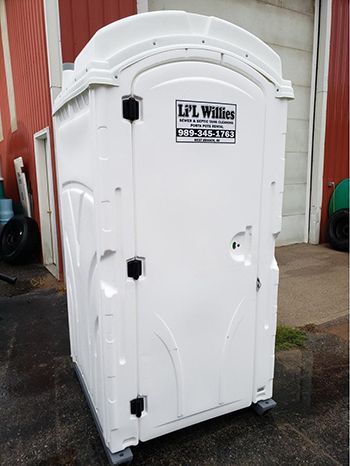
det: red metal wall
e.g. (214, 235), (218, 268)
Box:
(0, 0), (136, 277)
(0, 0), (52, 216)
(0, 0), (64, 275)
(320, 0), (349, 242)
(59, 0), (136, 63)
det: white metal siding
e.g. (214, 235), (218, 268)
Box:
(148, 0), (315, 244)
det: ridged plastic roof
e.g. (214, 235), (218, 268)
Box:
(55, 11), (294, 111)
(75, 11), (281, 75)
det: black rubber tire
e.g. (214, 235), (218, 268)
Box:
(0, 215), (41, 264)
(327, 209), (349, 252)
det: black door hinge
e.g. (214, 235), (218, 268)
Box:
(127, 258), (142, 280)
(130, 396), (144, 418)
(122, 97), (139, 122)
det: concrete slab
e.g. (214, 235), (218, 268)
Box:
(276, 243), (349, 327)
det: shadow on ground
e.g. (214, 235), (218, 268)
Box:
(0, 284), (348, 466)
(0, 262), (65, 297)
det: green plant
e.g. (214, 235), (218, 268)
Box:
(275, 325), (307, 351)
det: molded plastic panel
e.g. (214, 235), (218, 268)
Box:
(53, 11), (292, 455)
(132, 61), (265, 440)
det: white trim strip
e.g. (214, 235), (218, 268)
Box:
(43, 0), (63, 106)
(34, 127), (60, 279)
(137, 0), (149, 14)
(308, 0), (332, 244)
(304, 0), (320, 243)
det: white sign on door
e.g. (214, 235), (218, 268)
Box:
(176, 99), (237, 144)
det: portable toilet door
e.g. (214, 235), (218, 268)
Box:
(53, 11), (293, 464)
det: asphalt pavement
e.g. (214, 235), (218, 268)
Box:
(0, 244), (348, 465)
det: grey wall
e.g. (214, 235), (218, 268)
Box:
(148, 0), (315, 245)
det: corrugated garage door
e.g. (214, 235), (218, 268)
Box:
(149, 0), (315, 245)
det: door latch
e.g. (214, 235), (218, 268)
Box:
(130, 396), (145, 417)
(256, 277), (262, 291)
(122, 97), (140, 122)
(127, 258), (143, 280)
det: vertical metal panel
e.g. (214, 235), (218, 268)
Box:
(0, 0), (64, 276)
(0, 24), (11, 147)
(0, 0), (17, 132)
(320, 0), (349, 242)
(59, 0), (137, 63)
(0, 0), (52, 217)
(0, 0), (136, 277)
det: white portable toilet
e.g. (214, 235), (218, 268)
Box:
(53, 11), (293, 464)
